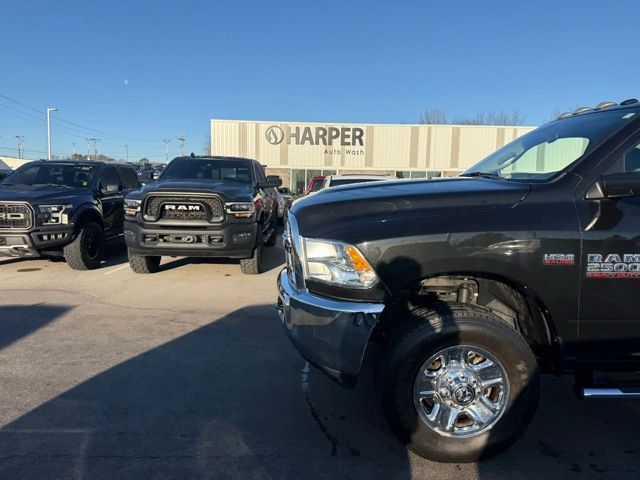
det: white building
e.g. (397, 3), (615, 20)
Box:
(211, 119), (535, 194)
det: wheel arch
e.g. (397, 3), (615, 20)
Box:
(72, 205), (104, 234)
(378, 271), (561, 373)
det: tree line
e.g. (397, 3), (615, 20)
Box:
(419, 107), (527, 126)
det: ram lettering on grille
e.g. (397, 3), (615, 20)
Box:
(144, 196), (223, 221)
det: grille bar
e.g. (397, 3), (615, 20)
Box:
(0, 203), (33, 229)
(143, 195), (224, 222)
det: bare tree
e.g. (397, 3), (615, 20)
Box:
(202, 137), (211, 156)
(454, 109), (526, 126)
(419, 108), (448, 124)
(420, 108), (527, 126)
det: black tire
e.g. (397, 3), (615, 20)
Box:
(240, 229), (263, 274)
(63, 222), (105, 270)
(128, 250), (161, 274)
(378, 303), (540, 463)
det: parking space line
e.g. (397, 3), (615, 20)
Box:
(104, 264), (130, 275)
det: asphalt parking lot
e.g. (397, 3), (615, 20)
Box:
(0, 238), (639, 480)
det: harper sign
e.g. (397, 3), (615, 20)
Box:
(265, 125), (365, 147)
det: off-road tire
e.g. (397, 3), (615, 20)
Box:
(63, 222), (105, 270)
(128, 250), (161, 274)
(378, 302), (540, 463)
(240, 229), (263, 274)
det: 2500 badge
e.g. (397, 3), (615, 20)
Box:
(586, 253), (640, 278)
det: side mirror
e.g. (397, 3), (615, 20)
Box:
(587, 172), (640, 200)
(102, 183), (120, 194)
(259, 175), (282, 189)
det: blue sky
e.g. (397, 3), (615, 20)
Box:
(1, 0), (638, 161)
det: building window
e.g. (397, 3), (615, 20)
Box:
(290, 169), (339, 194)
(291, 169), (306, 195)
(396, 170), (443, 179)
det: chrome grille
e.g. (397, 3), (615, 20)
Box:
(143, 195), (224, 222)
(0, 203), (33, 229)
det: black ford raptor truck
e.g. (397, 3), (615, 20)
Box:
(124, 155), (281, 274)
(0, 160), (139, 269)
(278, 99), (640, 462)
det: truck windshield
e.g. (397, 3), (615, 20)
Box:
(1, 163), (97, 188)
(463, 109), (638, 181)
(162, 159), (253, 183)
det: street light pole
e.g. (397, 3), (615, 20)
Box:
(125, 144), (129, 162)
(47, 107), (57, 160)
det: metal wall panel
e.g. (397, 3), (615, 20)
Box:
(211, 120), (535, 173)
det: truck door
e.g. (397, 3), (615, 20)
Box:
(575, 136), (640, 361)
(98, 166), (124, 238)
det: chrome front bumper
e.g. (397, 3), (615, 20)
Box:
(277, 269), (384, 387)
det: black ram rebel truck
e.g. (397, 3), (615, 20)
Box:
(124, 155), (281, 274)
(0, 160), (140, 269)
(278, 99), (640, 462)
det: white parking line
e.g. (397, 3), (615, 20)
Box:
(104, 264), (130, 275)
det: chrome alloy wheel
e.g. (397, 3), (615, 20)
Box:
(413, 345), (509, 438)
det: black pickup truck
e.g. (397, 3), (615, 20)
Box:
(278, 99), (640, 462)
(0, 160), (139, 269)
(124, 155), (281, 274)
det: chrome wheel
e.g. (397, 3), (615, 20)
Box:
(413, 345), (509, 438)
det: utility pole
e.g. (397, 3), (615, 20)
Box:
(93, 138), (101, 160)
(162, 139), (171, 163)
(15, 136), (25, 159)
(178, 134), (186, 156)
(47, 107), (57, 160)
(85, 138), (99, 160)
(125, 144), (129, 162)
(72, 142), (77, 156)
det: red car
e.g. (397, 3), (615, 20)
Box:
(305, 176), (325, 195)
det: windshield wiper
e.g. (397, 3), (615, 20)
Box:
(33, 183), (72, 188)
(459, 172), (505, 180)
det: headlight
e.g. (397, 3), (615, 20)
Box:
(37, 204), (73, 225)
(302, 238), (378, 289)
(225, 202), (255, 218)
(124, 199), (141, 216)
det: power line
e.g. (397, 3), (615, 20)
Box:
(0, 93), (164, 144)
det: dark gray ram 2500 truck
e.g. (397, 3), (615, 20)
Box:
(278, 99), (640, 462)
(124, 155), (281, 274)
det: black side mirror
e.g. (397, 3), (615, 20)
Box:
(259, 175), (282, 189)
(101, 183), (120, 195)
(587, 172), (640, 200)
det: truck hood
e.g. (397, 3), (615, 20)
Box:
(0, 185), (91, 203)
(138, 179), (254, 202)
(290, 177), (531, 238)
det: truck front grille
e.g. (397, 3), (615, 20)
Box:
(143, 195), (224, 222)
(0, 203), (33, 229)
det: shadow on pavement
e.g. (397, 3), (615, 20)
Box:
(0, 304), (411, 480)
(0, 304), (72, 351)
